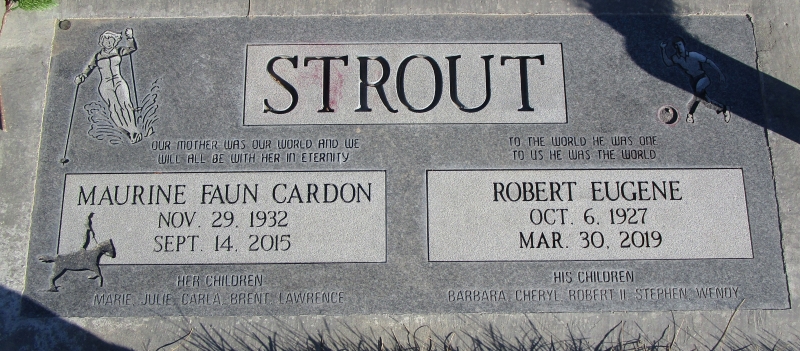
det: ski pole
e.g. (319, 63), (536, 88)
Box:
(61, 84), (80, 164)
(128, 32), (139, 110)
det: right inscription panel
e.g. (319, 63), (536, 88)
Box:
(428, 169), (752, 261)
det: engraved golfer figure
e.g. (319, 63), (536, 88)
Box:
(39, 213), (116, 292)
(660, 36), (731, 124)
(75, 28), (142, 143)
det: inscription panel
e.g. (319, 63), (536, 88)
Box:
(244, 43), (567, 125)
(428, 169), (751, 261)
(60, 171), (386, 264)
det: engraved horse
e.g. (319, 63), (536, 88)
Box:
(38, 213), (116, 292)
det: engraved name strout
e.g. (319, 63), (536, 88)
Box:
(244, 44), (567, 125)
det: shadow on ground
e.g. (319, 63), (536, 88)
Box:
(576, 0), (800, 143)
(0, 285), (130, 350)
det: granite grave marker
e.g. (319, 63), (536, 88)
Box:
(23, 15), (787, 316)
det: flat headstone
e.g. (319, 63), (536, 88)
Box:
(23, 15), (787, 316)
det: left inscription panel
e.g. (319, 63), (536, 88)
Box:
(58, 171), (386, 264)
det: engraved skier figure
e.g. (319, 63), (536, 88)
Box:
(75, 28), (142, 143)
(660, 36), (731, 124)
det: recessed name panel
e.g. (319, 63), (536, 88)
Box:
(244, 43), (567, 125)
(59, 171), (386, 264)
(427, 169), (752, 261)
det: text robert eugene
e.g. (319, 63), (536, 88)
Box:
(92, 274), (345, 306)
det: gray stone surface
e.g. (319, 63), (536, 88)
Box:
(428, 169), (752, 261)
(1, 0), (800, 349)
(57, 0), (249, 18)
(20, 14), (787, 318)
(59, 172), (386, 264)
(248, 0), (748, 16)
(244, 43), (567, 125)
